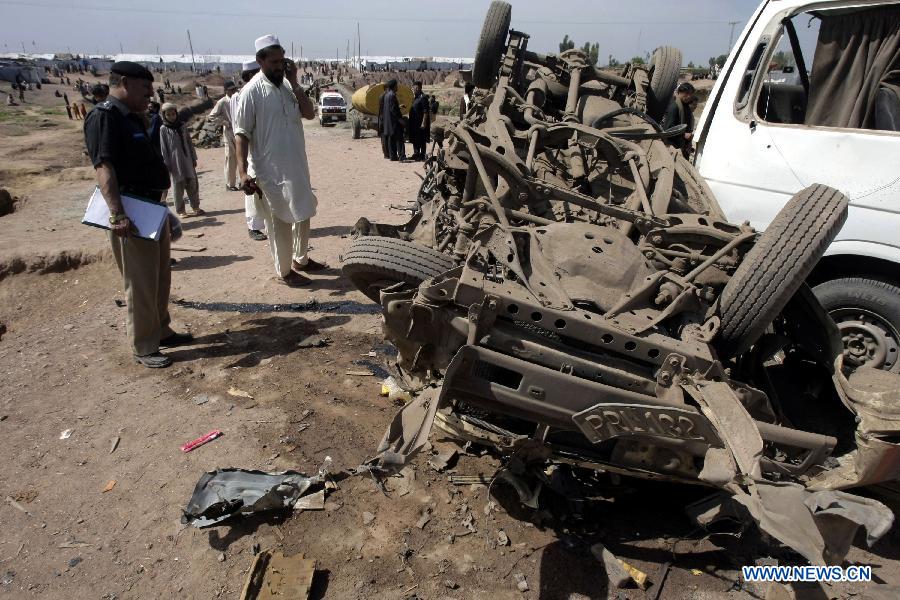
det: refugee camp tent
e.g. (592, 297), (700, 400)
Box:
(0, 63), (48, 84)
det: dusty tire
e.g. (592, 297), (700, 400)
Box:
(342, 236), (456, 302)
(351, 116), (362, 139)
(472, 1), (512, 89)
(717, 184), (849, 358)
(647, 46), (682, 120)
(814, 277), (900, 372)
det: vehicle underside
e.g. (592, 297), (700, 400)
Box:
(342, 1), (900, 565)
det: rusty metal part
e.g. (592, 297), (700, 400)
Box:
(348, 1), (900, 566)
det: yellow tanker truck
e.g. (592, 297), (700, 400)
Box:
(349, 82), (413, 139)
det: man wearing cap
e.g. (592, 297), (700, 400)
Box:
(237, 60), (267, 241)
(234, 35), (325, 286)
(83, 61), (193, 368)
(208, 81), (240, 191)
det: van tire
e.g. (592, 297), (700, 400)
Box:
(647, 46), (682, 120)
(342, 236), (456, 302)
(813, 277), (900, 372)
(717, 184), (849, 358)
(472, 1), (512, 89)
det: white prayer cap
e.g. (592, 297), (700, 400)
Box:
(242, 60), (258, 71)
(254, 34), (281, 52)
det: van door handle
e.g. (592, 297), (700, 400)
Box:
(749, 120), (757, 132)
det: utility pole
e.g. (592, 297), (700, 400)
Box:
(728, 20), (740, 51)
(119, 41), (124, 54)
(291, 41), (294, 61)
(357, 21), (361, 68)
(187, 29), (196, 72)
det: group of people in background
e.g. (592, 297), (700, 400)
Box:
(378, 79), (436, 162)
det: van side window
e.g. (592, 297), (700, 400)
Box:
(735, 40), (768, 111)
(756, 13), (819, 124)
(756, 5), (900, 132)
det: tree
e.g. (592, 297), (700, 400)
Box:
(559, 35), (575, 53)
(771, 50), (796, 69)
(580, 41), (599, 66)
(630, 56), (646, 65)
(608, 55), (621, 68)
(687, 61), (696, 69)
(708, 54), (728, 69)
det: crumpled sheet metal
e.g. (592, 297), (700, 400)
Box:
(809, 367), (900, 490)
(682, 382), (893, 566)
(688, 481), (894, 566)
(363, 386), (443, 475)
(182, 469), (323, 528)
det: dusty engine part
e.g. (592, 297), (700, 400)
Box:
(344, 1), (900, 564)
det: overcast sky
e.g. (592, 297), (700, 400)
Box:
(0, 0), (760, 64)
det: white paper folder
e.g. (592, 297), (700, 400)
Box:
(82, 187), (169, 241)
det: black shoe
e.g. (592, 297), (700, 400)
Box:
(134, 352), (172, 368)
(248, 229), (267, 241)
(390, 157), (399, 161)
(159, 332), (194, 348)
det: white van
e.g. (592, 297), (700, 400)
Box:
(694, 0), (900, 372)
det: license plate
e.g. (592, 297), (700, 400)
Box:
(572, 402), (720, 444)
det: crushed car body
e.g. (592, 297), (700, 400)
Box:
(342, 0), (900, 564)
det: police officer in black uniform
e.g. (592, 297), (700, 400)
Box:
(84, 61), (193, 368)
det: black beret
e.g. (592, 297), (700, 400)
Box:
(224, 81), (237, 90)
(111, 61), (154, 82)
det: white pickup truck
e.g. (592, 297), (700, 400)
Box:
(694, 0), (900, 372)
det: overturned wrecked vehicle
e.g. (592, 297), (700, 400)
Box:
(342, 1), (900, 564)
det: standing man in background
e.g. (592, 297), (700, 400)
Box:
(408, 82), (429, 161)
(238, 60), (267, 241)
(661, 82), (696, 158)
(83, 61), (193, 368)
(380, 79), (403, 161)
(234, 35), (326, 286)
(208, 80), (240, 191)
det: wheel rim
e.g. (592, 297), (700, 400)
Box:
(830, 307), (900, 372)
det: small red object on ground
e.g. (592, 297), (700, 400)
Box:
(181, 430), (223, 453)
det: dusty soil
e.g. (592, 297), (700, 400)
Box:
(0, 81), (898, 600)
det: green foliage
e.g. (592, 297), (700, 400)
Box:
(771, 50), (796, 69)
(558, 35), (599, 65)
(580, 42), (600, 66)
(608, 55), (621, 68)
(687, 61), (695, 69)
(630, 56), (646, 65)
(708, 54), (728, 68)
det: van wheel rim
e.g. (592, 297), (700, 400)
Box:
(831, 308), (899, 372)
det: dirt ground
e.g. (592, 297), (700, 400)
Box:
(0, 81), (898, 600)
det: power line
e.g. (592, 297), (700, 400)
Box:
(0, 1), (738, 26)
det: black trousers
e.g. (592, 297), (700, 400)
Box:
(391, 131), (406, 159)
(409, 127), (426, 157)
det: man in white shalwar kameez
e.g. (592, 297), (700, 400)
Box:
(236, 60), (267, 241)
(234, 35), (326, 286)
(207, 80), (239, 190)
